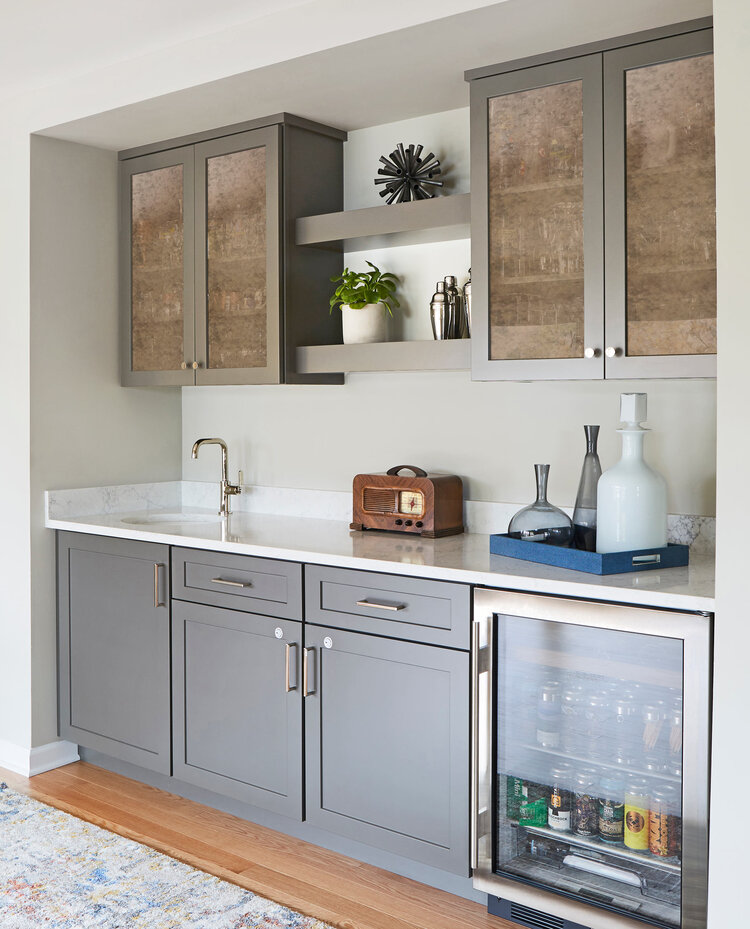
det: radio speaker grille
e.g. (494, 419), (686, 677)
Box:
(362, 487), (396, 514)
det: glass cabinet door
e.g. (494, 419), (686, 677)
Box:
(472, 590), (710, 929)
(120, 147), (195, 386)
(194, 126), (281, 385)
(604, 30), (715, 378)
(470, 55), (604, 380)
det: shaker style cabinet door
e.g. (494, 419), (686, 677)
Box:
(57, 532), (171, 774)
(470, 55), (604, 380)
(303, 625), (470, 874)
(603, 30), (716, 378)
(120, 146), (196, 386)
(193, 127), (282, 385)
(172, 601), (303, 818)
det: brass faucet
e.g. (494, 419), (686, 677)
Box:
(191, 438), (243, 516)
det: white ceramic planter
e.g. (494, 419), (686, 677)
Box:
(341, 303), (387, 344)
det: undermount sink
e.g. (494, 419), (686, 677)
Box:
(120, 512), (222, 525)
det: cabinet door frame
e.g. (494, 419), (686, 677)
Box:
(194, 126), (283, 385)
(57, 532), (172, 774)
(304, 624), (470, 874)
(603, 29), (715, 379)
(470, 54), (604, 381)
(172, 600), (303, 817)
(120, 146), (196, 387)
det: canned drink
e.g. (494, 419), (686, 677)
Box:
(649, 784), (678, 858)
(506, 776), (525, 821)
(548, 764), (572, 832)
(598, 774), (625, 845)
(624, 777), (650, 852)
(519, 781), (548, 827)
(572, 769), (599, 837)
(560, 685), (584, 753)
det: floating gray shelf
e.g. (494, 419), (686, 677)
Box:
(295, 193), (471, 250)
(295, 339), (471, 374)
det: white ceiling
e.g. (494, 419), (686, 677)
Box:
(35, 0), (710, 150)
(0, 0), (310, 101)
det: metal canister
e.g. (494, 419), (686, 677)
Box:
(443, 276), (462, 338)
(598, 774), (625, 845)
(624, 777), (650, 852)
(572, 768), (599, 837)
(548, 764), (573, 832)
(649, 783), (679, 858)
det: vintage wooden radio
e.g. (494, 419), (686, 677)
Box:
(351, 465), (464, 538)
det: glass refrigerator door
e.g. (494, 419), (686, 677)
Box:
(494, 613), (685, 928)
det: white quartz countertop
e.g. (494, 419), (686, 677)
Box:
(46, 507), (715, 612)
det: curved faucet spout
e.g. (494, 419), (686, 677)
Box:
(190, 437), (242, 516)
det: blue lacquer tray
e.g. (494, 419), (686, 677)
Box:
(489, 533), (689, 575)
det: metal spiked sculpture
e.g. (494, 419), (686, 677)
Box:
(374, 143), (443, 204)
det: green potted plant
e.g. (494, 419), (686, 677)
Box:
(329, 261), (399, 344)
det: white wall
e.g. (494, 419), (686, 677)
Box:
(29, 136), (182, 746)
(707, 0), (750, 925)
(183, 111), (717, 517)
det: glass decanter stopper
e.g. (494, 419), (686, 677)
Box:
(508, 464), (574, 546)
(573, 425), (602, 551)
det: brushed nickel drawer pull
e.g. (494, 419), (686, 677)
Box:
(153, 563), (166, 608)
(356, 599), (406, 612)
(303, 647), (315, 697)
(285, 643), (298, 693)
(211, 577), (253, 588)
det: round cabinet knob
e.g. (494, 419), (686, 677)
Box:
(180, 361), (188, 370)
(584, 347), (600, 359)
(605, 346), (621, 358)
(191, 361), (200, 370)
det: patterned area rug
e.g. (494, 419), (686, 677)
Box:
(0, 783), (333, 928)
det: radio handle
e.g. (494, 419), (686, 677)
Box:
(386, 465), (427, 478)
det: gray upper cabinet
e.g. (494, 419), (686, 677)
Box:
(467, 19), (715, 380)
(57, 532), (171, 774)
(303, 624), (470, 875)
(120, 114), (346, 387)
(172, 601), (303, 817)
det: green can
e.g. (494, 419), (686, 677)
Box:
(506, 776), (525, 820)
(519, 781), (549, 827)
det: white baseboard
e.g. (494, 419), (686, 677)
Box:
(0, 739), (79, 777)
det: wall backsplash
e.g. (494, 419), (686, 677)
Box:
(181, 110), (717, 519)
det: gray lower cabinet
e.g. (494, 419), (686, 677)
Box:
(172, 600), (303, 818)
(57, 532), (171, 774)
(304, 624), (470, 875)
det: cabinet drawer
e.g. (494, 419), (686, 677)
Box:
(172, 548), (302, 619)
(305, 564), (470, 649)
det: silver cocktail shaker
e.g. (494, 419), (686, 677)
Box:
(443, 276), (461, 339)
(462, 269), (471, 338)
(430, 281), (452, 339)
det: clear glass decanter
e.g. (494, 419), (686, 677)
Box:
(572, 425), (602, 551)
(508, 464), (574, 546)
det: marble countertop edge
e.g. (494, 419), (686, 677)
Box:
(46, 509), (715, 613)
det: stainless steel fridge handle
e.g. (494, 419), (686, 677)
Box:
(471, 614), (492, 871)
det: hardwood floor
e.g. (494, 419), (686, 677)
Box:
(2, 761), (515, 929)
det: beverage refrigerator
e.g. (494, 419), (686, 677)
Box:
(471, 588), (711, 929)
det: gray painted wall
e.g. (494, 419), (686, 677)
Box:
(30, 136), (182, 746)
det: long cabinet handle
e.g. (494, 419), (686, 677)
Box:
(303, 647), (316, 697)
(285, 643), (298, 693)
(471, 615), (493, 870)
(153, 563), (166, 608)
(211, 577), (253, 588)
(356, 599), (406, 612)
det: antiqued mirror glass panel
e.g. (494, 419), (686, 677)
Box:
(625, 55), (716, 357)
(131, 165), (185, 371)
(488, 81), (585, 360)
(206, 146), (267, 370)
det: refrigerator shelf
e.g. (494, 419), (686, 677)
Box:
(518, 823), (681, 875)
(516, 743), (682, 785)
